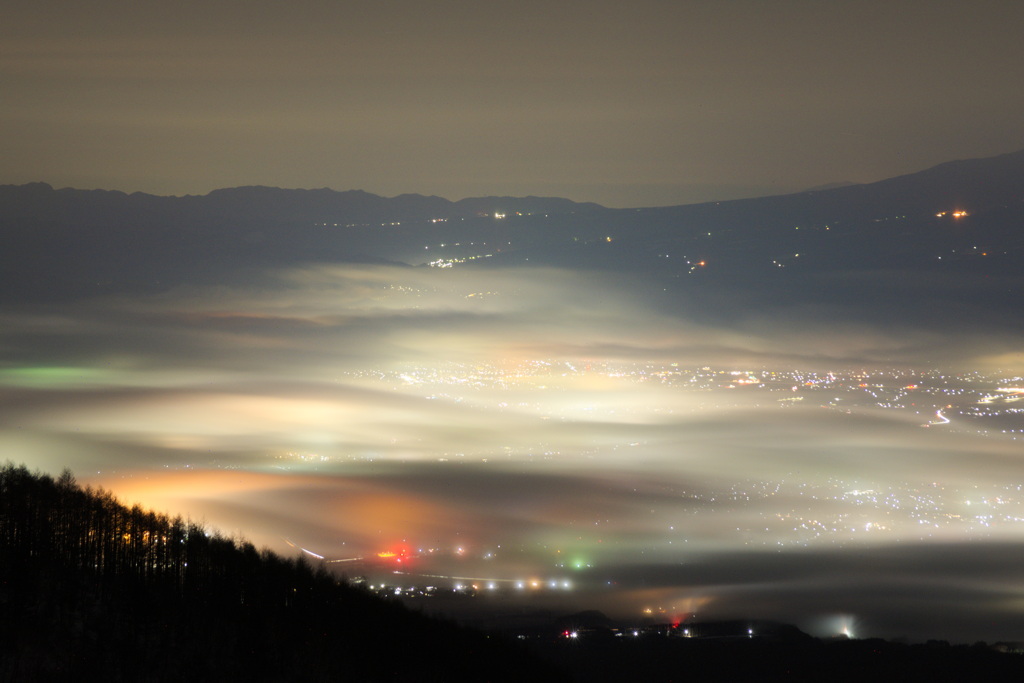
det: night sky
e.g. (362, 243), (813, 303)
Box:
(4, 0), (1024, 646)
(3, 0), (1023, 206)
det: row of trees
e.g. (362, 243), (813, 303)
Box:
(0, 463), (322, 605)
(0, 463), (556, 681)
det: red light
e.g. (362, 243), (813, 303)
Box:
(376, 542), (416, 565)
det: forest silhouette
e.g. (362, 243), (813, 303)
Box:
(0, 463), (554, 681)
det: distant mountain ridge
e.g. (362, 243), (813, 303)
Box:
(2, 149), (1023, 325)
(0, 182), (604, 227)
(801, 181), (859, 192)
(0, 183), (601, 299)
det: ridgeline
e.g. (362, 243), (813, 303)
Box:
(0, 463), (557, 681)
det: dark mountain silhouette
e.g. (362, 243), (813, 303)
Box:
(0, 463), (561, 681)
(1, 149), (1022, 333)
(801, 181), (859, 192)
(0, 183), (602, 226)
(475, 148), (1024, 334)
(0, 183), (602, 300)
(530, 629), (1024, 682)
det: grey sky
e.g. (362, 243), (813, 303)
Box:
(3, 1), (1023, 206)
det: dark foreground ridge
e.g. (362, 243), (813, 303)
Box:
(4, 464), (1024, 681)
(521, 616), (1024, 682)
(0, 463), (558, 682)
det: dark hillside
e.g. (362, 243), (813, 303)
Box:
(0, 464), (560, 681)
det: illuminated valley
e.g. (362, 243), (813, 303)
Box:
(3, 152), (1024, 644)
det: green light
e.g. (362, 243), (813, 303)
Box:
(0, 366), (107, 388)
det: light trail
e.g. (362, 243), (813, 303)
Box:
(285, 537), (359, 562)
(284, 538), (327, 559)
(393, 570), (519, 583)
(392, 570), (573, 590)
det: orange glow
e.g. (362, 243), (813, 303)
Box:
(83, 468), (461, 559)
(87, 469), (333, 499)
